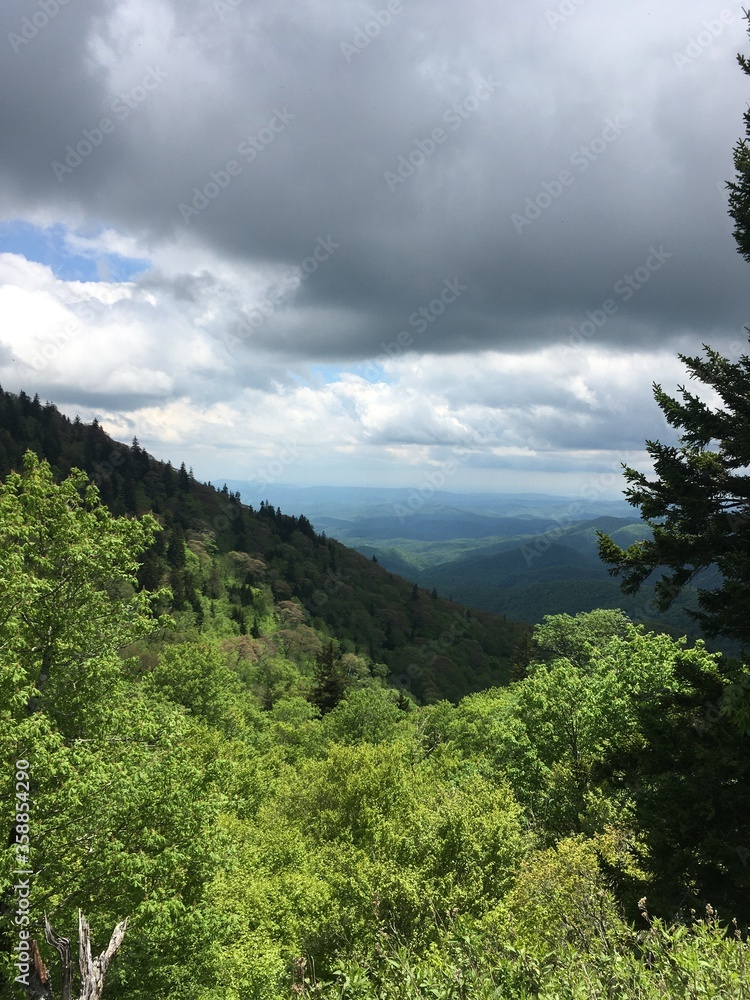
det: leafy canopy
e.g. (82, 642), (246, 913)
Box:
(0, 451), (168, 733)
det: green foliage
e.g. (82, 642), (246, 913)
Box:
(504, 835), (626, 955)
(315, 892), (750, 999)
(608, 650), (750, 920)
(0, 451), (167, 735)
(0, 454), (224, 998)
(145, 642), (263, 734)
(321, 686), (403, 744)
(201, 736), (528, 991)
(533, 608), (632, 666)
(597, 342), (750, 650)
(3, 409), (750, 997)
(479, 615), (700, 840)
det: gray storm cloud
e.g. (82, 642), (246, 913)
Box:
(0, 0), (747, 489)
(1, 0), (747, 361)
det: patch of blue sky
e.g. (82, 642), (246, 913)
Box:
(309, 364), (350, 385)
(350, 360), (393, 384)
(0, 220), (150, 282)
(296, 364), (393, 386)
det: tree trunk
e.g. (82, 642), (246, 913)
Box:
(26, 939), (55, 1000)
(44, 916), (72, 1000)
(77, 912), (128, 1000)
(27, 913), (127, 1000)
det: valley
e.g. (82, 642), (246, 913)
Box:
(224, 481), (722, 647)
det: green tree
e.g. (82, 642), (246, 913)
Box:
(311, 641), (349, 714)
(728, 12), (750, 264)
(0, 453), (229, 998)
(609, 652), (750, 921)
(491, 613), (723, 843)
(146, 642), (255, 731)
(0, 451), (167, 735)
(598, 19), (750, 653)
(596, 346), (750, 650)
(534, 609), (632, 667)
(321, 686), (402, 745)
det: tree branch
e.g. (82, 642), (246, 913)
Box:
(77, 910), (128, 1000)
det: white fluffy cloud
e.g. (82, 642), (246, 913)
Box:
(0, 246), (694, 494)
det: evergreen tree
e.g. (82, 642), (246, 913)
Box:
(162, 460), (177, 497)
(178, 461), (190, 492)
(599, 20), (750, 653)
(311, 641), (348, 713)
(727, 12), (750, 264)
(597, 349), (750, 649)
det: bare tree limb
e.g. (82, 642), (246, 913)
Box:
(29, 913), (127, 1000)
(77, 911), (128, 1000)
(43, 915), (72, 1000)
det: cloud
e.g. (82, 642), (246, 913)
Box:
(0, 248), (686, 492)
(0, 0), (747, 492)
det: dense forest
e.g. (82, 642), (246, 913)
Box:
(1, 384), (750, 999)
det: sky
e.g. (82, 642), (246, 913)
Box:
(0, 0), (748, 497)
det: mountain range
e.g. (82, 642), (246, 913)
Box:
(0, 386), (727, 708)
(222, 479), (725, 649)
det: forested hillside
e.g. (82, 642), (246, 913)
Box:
(0, 386), (527, 703)
(1, 446), (748, 998)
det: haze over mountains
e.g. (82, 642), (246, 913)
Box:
(222, 481), (720, 646)
(221, 484), (635, 524)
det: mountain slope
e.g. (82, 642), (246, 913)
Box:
(322, 511), (732, 650)
(0, 387), (528, 701)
